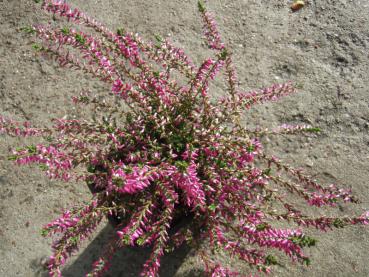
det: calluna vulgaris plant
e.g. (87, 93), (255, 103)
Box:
(1, 0), (368, 276)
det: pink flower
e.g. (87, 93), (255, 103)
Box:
(111, 165), (154, 194)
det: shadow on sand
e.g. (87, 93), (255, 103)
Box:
(48, 224), (204, 277)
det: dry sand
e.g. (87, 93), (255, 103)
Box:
(0, 0), (368, 276)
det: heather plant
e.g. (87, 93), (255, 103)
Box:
(2, 0), (368, 276)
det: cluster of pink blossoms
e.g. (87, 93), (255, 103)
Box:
(2, 1), (368, 276)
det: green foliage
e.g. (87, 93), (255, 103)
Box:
(305, 127), (321, 133)
(27, 145), (37, 154)
(122, 234), (131, 245)
(75, 33), (86, 44)
(136, 237), (145, 246)
(333, 218), (345, 228)
(220, 49), (228, 60)
(32, 43), (43, 51)
(113, 178), (124, 188)
(303, 257), (311, 266)
(69, 236), (79, 246)
(20, 26), (36, 34)
(153, 71), (160, 79)
(41, 229), (49, 237)
(117, 28), (125, 36)
(208, 203), (217, 211)
(290, 235), (317, 248)
(216, 159), (227, 169)
(256, 223), (269, 231)
(198, 0), (206, 13)
(154, 34), (163, 43)
(61, 27), (70, 35)
(123, 166), (133, 174)
(175, 160), (189, 172)
(87, 164), (96, 173)
(262, 168), (272, 176)
(246, 144), (255, 153)
(265, 255), (278, 266)
(39, 164), (49, 171)
(7, 155), (18, 161)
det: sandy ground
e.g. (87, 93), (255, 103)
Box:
(1, 0), (369, 276)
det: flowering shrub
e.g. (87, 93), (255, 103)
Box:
(2, 0), (368, 276)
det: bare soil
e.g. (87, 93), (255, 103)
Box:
(1, 0), (368, 276)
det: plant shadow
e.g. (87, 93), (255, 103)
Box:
(55, 224), (202, 277)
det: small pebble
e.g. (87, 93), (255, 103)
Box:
(291, 1), (305, 12)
